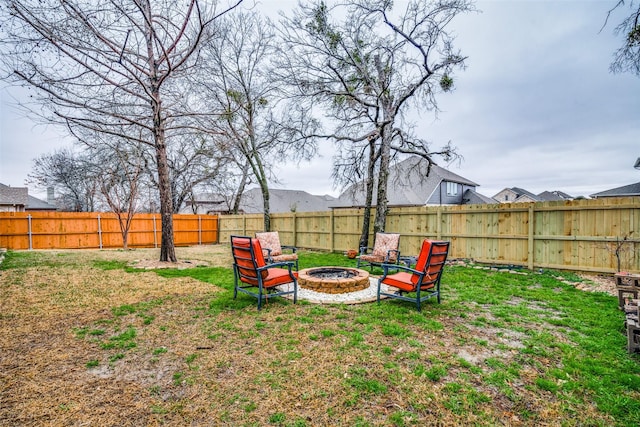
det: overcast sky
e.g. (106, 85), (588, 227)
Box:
(1, 0), (639, 200)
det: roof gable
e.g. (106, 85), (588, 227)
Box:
(335, 156), (479, 207)
(0, 183), (28, 206)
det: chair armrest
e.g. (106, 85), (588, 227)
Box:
(359, 246), (372, 255)
(258, 261), (295, 271)
(379, 263), (422, 281)
(385, 249), (400, 262)
(281, 245), (297, 253)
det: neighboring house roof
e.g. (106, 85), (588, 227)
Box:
(239, 188), (337, 213)
(180, 189), (337, 214)
(494, 187), (573, 203)
(537, 190), (573, 201)
(26, 195), (57, 211)
(462, 189), (497, 205)
(333, 156), (486, 207)
(590, 182), (640, 198)
(511, 187), (540, 200)
(180, 193), (230, 214)
(0, 183), (29, 207)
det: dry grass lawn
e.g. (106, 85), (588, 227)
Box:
(0, 246), (637, 426)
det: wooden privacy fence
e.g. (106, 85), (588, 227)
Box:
(0, 212), (218, 250)
(219, 197), (640, 274)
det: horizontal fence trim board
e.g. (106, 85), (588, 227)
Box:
(532, 204), (640, 212)
(440, 234), (528, 240)
(535, 235), (640, 243)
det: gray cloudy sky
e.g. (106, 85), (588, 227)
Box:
(1, 0), (639, 200)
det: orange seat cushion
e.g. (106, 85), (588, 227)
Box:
(381, 272), (435, 292)
(262, 269), (298, 288)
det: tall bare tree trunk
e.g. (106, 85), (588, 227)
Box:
(232, 162), (251, 214)
(359, 136), (378, 249)
(373, 130), (391, 234)
(156, 139), (177, 262)
(143, 0), (176, 262)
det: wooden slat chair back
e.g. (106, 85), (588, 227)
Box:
(377, 239), (450, 311)
(255, 231), (299, 270)
(357, 232), (401, 271)
(230, 235), (298, 310)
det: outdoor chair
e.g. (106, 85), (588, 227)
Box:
(357, 232), (401, 271)
(255, 231), (299, 270)
(230, 235), (298, 310)
(377, 239), (450, 311)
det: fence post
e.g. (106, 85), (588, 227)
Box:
(153, 215), (158, 248)
(436, 207), (442, 240)
(330, 209), (335, 252)
(198, 215), (202, 245)
(292, 212), (297, 247)
(27, 214), (32, 250)
(242, 214), (246, 235)
(528, 204), (535, 270)
(97, 214), (103, 249)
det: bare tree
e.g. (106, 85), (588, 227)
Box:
(91, 142), (145, 250)
(196, 11), (318, 231)
(278, 0), (470, 245)
(605, 0), (640, 76)
(0, 0), (242, 261)
(28, 148), (98, 212)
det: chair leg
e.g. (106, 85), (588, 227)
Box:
(293, 283), (298, 304)
(233, 273), (238, 299)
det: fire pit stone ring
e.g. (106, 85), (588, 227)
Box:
(297, 267), (370, 294)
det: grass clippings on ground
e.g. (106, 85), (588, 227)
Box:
(1, 246), (639, 426)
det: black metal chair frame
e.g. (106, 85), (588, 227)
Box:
(231, 235), (298, 310)
(377, 241), (449, 311)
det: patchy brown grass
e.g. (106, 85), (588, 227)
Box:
(0, 246), (635, 426)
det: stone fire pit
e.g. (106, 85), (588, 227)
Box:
(297, 267), (370, 294)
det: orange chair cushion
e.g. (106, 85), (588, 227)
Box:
(411, 240), (432, 285)
(232, 237), (268, 280)
(262, 269), (298, 288)
(381, 272), (435, 292)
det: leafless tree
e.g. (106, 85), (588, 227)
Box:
(93, 142), (145, 250)
(195, 11), (318, 231)
(278, 0), (471, 246)
(28, 148), (98, 212)
(0, 0), (242, 261)
(605, 0), (640, 76)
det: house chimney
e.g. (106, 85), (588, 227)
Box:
(47, 187), (55, 205)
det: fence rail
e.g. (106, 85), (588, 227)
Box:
(0, 212), (218, 250)
(219, 197), (640, 274)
